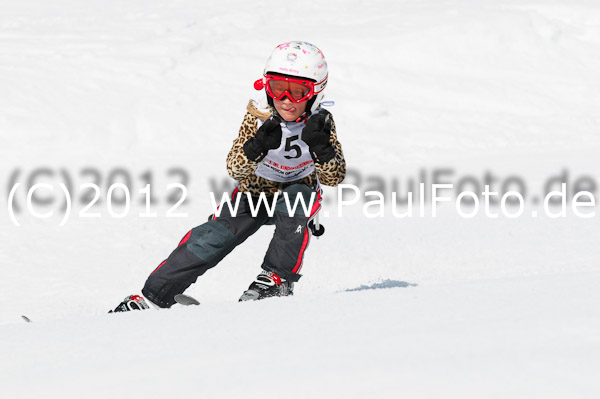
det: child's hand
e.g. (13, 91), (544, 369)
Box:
(243, 117), (283, 162)
(301, 110), (336, 163)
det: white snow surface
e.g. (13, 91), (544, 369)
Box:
(1, 0), (600, 398)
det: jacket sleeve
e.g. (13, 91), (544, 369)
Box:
(315, 116), (346, 186)
(226, 111), (260, 181)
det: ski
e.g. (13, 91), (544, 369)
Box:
(21, 315), (32, 323)
(174, 294), (200, 306)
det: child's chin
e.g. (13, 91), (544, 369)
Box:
(281, 112), (298, 121)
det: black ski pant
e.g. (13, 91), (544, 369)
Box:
(141, 183), (321, 308)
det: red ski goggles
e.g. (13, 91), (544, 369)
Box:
(254, 74), (316, 103)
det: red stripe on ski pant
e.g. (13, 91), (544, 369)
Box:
(213, 187), (239, 220)
(151, 229), (192, 275)
(178, 230), (192, 246)
(292, 192), (322, 274)
(151, 259), (167, 275)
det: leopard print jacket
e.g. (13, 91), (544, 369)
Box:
(226, 102), (346, 196)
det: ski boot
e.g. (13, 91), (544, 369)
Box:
(109, 294), (150, 313)
(239, 271), (294, 301)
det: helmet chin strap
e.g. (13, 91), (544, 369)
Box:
(295, 111), (311, 123)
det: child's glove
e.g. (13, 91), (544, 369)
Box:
(301, 109), (336, 164)
(243, 117), (283, 162)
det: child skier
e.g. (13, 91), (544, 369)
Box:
(111, 41), (346, 311)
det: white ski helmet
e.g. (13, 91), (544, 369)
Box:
(256, 41), (328, 114)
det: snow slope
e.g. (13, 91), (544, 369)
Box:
(1, 0), (599, 398)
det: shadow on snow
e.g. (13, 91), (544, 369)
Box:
(344, 279), (417, 292)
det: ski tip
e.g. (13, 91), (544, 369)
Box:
(21, 315), (32, 323)
(174, 294), (200, 306)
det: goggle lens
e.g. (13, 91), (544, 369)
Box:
(264, 75), (314, 103)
